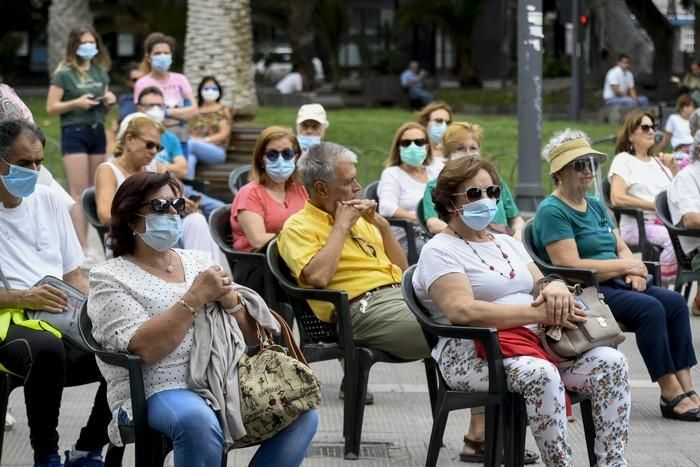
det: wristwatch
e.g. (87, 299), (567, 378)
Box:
(225, 291), (246, 314)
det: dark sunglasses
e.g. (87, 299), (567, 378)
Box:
(451, 185), (501, 203)
(351, 235), (377, 258)
(431, 118), (451, 125)
(265, 149), (297, 162)
(142, 198), (186, 213)
(136, 136), (164, 152)
(399, 138), (427, 148)
(638, 124), (657, 133)
(568, 159), (599, 173)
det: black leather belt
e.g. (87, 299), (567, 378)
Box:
(349, 283), (400, 305)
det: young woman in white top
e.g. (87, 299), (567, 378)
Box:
(378, 122), (440, 255)
(94, 115), (219, 261)
(416, 101), (453, 165)
(608, 110), (678, 280)
(659, 94), (695, 158)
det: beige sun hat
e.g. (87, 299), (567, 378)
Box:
(548, 138), (607, 174)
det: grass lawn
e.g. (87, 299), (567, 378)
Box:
(23, 97), (618, 192)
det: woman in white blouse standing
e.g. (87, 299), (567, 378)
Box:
(608, 110), (678, 281)
(378, 122), (440, 254)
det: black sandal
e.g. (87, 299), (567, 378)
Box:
(660, 394), (700, 421)
(459, 436), (539, 464)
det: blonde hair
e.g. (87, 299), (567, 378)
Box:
(54, 25), (111, 78)
(385, 122), (432, 167)
(250, 126), (302, 186)
(113, 117), (164, 158)
(440, 122), (484, 157)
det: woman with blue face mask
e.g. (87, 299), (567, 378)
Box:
(230, 126), (307, 287)
(413, 156), (631, 466)
(134, 33), (198, 151)
(47, 26), (116, 261)
(88, 171), (318, 467)
(185, 76), (232, 179)
(377, 122), (440, 257)
(417, 101), (453, 167)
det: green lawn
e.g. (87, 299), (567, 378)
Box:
(23, 97), (617, 192)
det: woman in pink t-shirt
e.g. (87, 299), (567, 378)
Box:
(133, 33), (197, 143)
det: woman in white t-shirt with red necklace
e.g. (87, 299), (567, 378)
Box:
(608, 110), (679, 281)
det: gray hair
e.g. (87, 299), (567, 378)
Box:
(0, 118), (45, 160)
(297, 142), (358, 194)
(541, 128), (591, 161)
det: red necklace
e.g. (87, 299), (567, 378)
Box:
(450, 228), (516, 279)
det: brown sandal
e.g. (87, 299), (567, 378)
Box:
(459, 436), (539, 464)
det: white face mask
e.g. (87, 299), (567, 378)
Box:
(201, 89), (220, 103)
(144, 106), (165, 122)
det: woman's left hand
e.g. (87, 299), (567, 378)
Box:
(104, 91), (117, 105)
(625, 274), (647, 292)
(658, 152), (679, 172)
(531, 280), (582, 325)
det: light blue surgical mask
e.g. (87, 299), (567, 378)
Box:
(0, 158), (39, 198)
(399, 143), (427, 167)
(297, 135), (321, 152)
(152, 54), (172, 72)
(429, 122), (447, 143)
(459, 198), (498, 231)
(76, 43), (98, 60)
(137, 213), (182, 252)
(266, 158), (296, 183)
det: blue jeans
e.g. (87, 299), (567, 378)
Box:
(187, 139), (227, 179)
(605, 95), (649, 107)
(599, 283), (697, 381)
(147, 389), (319, 467)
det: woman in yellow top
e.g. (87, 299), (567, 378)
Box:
(186, 76), (232, 179)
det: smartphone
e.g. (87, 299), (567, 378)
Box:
(188, 194), (202, 202)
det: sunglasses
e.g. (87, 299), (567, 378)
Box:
(568, 159), (599, 173)
(638, 124), (657, 133)
(202, 86), (219, 91)
(399, 138), (427, 148)
(141, 197), (186, 213)
(451, 185), (501, 203)
(265, 149), (297, 162)
(351, 235), (377, 258)
(431, 118), (451, 125)
(136, 136), (164, 152)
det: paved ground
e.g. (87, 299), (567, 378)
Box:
(2, 229), (700, 466)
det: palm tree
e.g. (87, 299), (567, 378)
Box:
(184, 0), (258, 118)
(47, 0), (93, 74)
(398, 0), (484, 86)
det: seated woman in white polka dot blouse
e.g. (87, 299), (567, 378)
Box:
(87, 171), (318, 467)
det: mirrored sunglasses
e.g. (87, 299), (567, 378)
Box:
(265, 149), (297, 161)
(142, 197), (186, 213)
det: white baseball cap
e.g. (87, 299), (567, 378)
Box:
(117, 112), (150, 141)
(296, 104), (328, 127)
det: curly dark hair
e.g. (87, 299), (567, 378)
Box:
(0, 119), (45, 160)
(109, 171), (182, 257)
(196, 76), (223, 106)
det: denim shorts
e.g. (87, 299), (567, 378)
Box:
(61, 122), (106, 155)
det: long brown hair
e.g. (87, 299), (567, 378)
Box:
(250, 126), (302, 186)
(416, 101), (453, 127)
(385, 122), (433, 167)
(139, 32), (176, 74)
(614, 109), (656, 156)
(54, 25), (111, 76)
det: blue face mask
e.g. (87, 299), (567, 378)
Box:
(429, 122), (447, 143)
(297, 135), (321, 152)
(399, 143), (427, 167)
(266, 158), (296, 183)
(459, 198), (498, 231)
(152, 54), (172, 72)
(138, 213), (182, 252)
(76, 43), (98, 60)
(0, 158), (39, 198)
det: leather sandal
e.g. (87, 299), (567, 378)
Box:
(660, 393), (700, 421)
(459, 436), (539, 464)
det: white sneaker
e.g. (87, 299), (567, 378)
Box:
(5, 410), (15, 431)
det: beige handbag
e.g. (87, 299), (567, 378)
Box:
(541, 284), (625, 367)
(234, 310), (321, 448)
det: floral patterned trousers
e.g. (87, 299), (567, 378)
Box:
(438, 339), (631, 467)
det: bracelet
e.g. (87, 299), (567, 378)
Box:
(223, 291), (246, 315)
(177, 298), (197, 318)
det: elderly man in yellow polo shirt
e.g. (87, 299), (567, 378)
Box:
(278, 142), (430, 360)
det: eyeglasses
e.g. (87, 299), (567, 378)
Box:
(399, 138), (427, 148)
(351, 235), (377, 258)
(638, 124), (657, 133)
(265, 149), (297, 161)
(136, 136), (164, 152)
(451, 185), (501, 203)
(431, 118), (451, 125)
(568, 159), (599, 173)
(141, 198), (186, 213)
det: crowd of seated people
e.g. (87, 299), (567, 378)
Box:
(5, 45), (700, 467)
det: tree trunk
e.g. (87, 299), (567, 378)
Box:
(47, 0), (93, 75)
(288, 1), (317, 89)
(695, 3), (700, 62)
(184, 0), (258, 118)
(625, 0), (674, 74)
